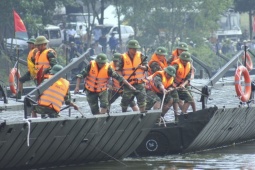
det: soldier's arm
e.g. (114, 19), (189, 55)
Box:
(45, 50), (58, 74)
(108, 67), (135, 90)
(150, 62), (161, 73)
(138, 54), (149, 71)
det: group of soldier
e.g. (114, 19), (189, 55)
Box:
(14, 35), (196, 121)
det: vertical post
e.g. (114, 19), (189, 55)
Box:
(16, 47), (20, 102)
(65, 46), (68, 79)
(244, 40), (247, 67)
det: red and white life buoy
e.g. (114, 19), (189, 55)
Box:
(242, 53), (253, 71)
(234, 65), (251, 102)
(9, 68), (21, 94)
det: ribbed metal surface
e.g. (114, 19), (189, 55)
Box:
(0, 111), (160, 169)
(185, 107), (255, 153)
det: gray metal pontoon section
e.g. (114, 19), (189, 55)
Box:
(0, 110), (160, 169)
(185, 107), (255, 153)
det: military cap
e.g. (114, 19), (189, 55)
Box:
(113, 53), (122, 61)
(164, 66), (176, 77)
(96, 53), (108, 64)
(127, 39), (141, 49)
(177, 42), (189, 51)
(155, 47), (168, 56)
(35, 36), (49, 45)
(50, 65), (63, 75)
(27, 38), (36, 44)
(179, 51), (192, 62)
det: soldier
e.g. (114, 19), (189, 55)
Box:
(148, 47), (168, 75)
(146, 66), (177, 119)
(34, 36), (58, 84)
(171, 52), (196, 119)
(32, 65), (78, 118)
(108, 53), (139, 111)
(120, 40), (148, 113)
(167, 42), (189, 64)
(74, 53), (135, 115)
(11, 38), (38, 99)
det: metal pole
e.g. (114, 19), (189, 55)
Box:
(16, 48), (20, 102)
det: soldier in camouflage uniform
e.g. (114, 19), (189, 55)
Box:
(167, 42), (189, 65)
(171, 52), (195, 119)
(120, 40), (148, 113)
(32, 65), (78, 118)
(75, 53), (135, 115)
(148, 47), (168, 75)
(108, 53), (139, 111)
(146, 66), (177, 118)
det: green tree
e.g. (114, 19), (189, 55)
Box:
(233, 0), (255, 39)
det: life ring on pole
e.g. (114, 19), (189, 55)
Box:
(9, 68), (21, 94)
(234, 65), (251, 102)
(242, 53), (253, 71)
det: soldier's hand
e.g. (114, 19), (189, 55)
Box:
(74, 87), (80, 94)
(73, 104), (78, 110)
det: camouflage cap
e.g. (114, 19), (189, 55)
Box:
(177, 42), (189, 51)
(96, 53), (108, 64)
(27, 38), (36, 44)
(113, 53), (122, 61)
(127, 40), (141, 49)
(50, 65), (63, 75)
(35, 36), (49, 45)
(179, 51), (192, 62)
(155, 47), (167, 56)
(164, 66), (176, 77)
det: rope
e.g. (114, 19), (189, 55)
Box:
(24, 119), (31, 147)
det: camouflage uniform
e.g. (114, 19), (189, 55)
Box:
(119, 40), (148, 111)
(172, 52), (193, 103)
(146, 68), (177, 110)
(34, 65), (72, 118)
(76, 54), (125, 115)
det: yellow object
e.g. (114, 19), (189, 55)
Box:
(27, 58), (36, 78)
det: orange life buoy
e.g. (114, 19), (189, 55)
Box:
(242, 53), (253, 71)
(9, 68), (21, 94)
(234, 65), (251, 102)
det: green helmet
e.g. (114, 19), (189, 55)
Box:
(155, 47), (167, 56)
(50, 65), (63, 75)
(113, 53), (122, 61)
(96, 53), (108, 64)
(35, 36), (49, 45)
(27, 38), (36, 44)
(177, 42), (188, 51)
(127, 40), (141, 49)
(164, 66), (176, 77)
(180, 51), (192, 61)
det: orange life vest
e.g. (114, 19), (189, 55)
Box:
(171, 59), (191, 85)
(122, 52), (145, 85)
(148, 53), (168, 75)
(109, 61), (122, 92)
(38, 75), (69, 113)
(85, 60), (110, 92)
(146, 71), (174, 93)
(35, 48), (56, 77)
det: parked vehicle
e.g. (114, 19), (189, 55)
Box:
(93, 24), (134, 44)
(37, 24), (62, 47)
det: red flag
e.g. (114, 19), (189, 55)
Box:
(13, 10), (27, 32)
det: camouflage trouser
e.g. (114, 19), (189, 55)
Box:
(121, 83), (146, 110)
(85, 89), (108, 115)
(177, 88), (194, 103)
(34, 105), (58, 118)
(108, 89), (136, 107)
(19, 71), (31, 83)
(146, 90), (176, 110)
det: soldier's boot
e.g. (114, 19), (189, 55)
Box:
(17, 91), (22, 99)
